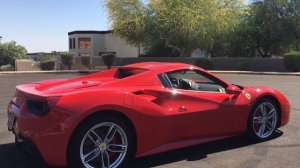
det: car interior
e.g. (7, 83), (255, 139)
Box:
(166, 70), (226, 92)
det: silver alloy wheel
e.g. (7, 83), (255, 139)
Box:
(253, 102), (277, 139)
(80, 122), (128, 168)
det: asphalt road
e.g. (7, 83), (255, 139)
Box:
(0, 73), (299, 168)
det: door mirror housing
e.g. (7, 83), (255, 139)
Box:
(226, 85), (242, 95)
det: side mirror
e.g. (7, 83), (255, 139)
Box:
(226, 85), (242, 95)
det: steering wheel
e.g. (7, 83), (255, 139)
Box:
(170, 78), (181, 88)
(179, 79), (191, 90)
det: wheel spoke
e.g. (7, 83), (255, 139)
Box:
(101, 151), (110, 168)
(104, 124), (117, 143)
(258, 123), (266, 136)
(108, 144), (127, 153)
(83, 148), (100, 163)
(88, 130), (103, 145)
(266, 120), (273, 130)
(267, 108), (276, 119)
(260, 104), (267, 117)
(253, 116), (264, 123)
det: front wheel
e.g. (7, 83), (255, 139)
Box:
(68, 115), (135, 168)
(247, 99), (279, 141)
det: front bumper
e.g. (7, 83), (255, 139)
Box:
(7, 101), (72, 167)
(280, 100), (291, 127)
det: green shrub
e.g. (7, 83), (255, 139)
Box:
(0, 41), (28, 67)
(81, 56), (91, 69)
(38, 53), (56, 70)
(284, 51), (300, 72)
(193, 58), (213, 70)
(0, 64), (14, 71)
(39, 60), (55, 70)
(38, 54), (53, 62)
(60, 52), (75, 70)
(102, 53), (116, 69)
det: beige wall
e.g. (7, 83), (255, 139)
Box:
(92, 34), (105, 55)
(15, 59), (40, 71)
(104, 34), (139, 57)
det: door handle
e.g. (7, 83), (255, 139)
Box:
(178, 106), (187, 112)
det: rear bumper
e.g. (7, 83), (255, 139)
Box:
(7, 101), (72, 167)
(15, 133), (46, 165)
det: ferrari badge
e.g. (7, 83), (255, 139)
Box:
(245, 93), (251, 100)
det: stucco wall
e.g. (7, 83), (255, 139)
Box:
(85, 57), (287, 72)
(104, 34), (139, 57)
(212, 58), (286, 72)
(15, 57), (287, 72)
(117, 57), (286, 72)
(91, 34), (105, 56)
(15, 59), (40, 71)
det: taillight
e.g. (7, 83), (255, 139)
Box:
(27, 96), (61, 116)
(27, 100), (49, 116)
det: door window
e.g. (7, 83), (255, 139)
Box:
(165, 70), (226, 92)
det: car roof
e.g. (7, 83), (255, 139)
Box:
(123, 62), (200, 73)
(120, 62), (230, 87)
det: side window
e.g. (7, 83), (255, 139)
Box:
(158, 74), (173, 88)
(166, 70), (225, 92)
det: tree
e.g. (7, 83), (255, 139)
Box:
(60, 52), (75, 70)
(104, 0), (246, 57)
(102, 53), (116, 69)
(212, 0), (300, 58)
(105, 0), (147, 56)
(245, 0), (300, 57)
(211, 10), (257, 58)
(0, 41), (28, 66)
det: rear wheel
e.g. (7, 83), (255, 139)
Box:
(68, 115), (135, 168)
(247, 99), (279, 141)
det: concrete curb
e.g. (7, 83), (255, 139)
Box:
(0, 70), (300, 76)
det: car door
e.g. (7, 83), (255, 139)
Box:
(162, 69), (248, 140)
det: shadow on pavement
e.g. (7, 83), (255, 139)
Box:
(0, 131), (282, 168)
(132, 131), (283, 168)
(0, 143), (46, 168)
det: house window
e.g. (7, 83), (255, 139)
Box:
(69, 38), (72, 49)
(78, 38), (91, 49)
(72, 38), (75, 49)
(69, 38), (76, 49)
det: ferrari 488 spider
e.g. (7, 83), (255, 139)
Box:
(7, 62), (290, 168)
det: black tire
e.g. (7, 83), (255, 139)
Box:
(67, 114), (135, 168)
(15, 136), (21, 149)
(247, 99), (279, 141)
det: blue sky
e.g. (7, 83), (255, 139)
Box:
(0, 0), (109, 53)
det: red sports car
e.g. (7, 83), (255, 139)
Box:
(7, 62), (290, 168)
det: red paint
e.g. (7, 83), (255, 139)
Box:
(7, 62), (290, 167)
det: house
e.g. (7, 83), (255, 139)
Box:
(68, 30), (140, 57)
(27, 52), (50, 61)
(27, 51), (62, 61)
